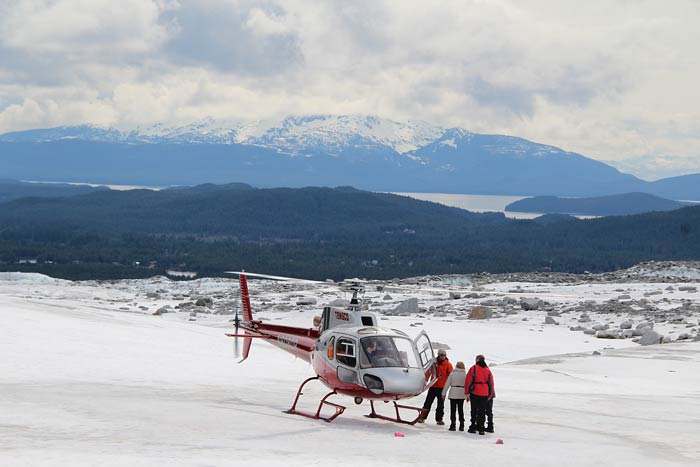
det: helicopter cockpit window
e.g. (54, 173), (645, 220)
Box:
(361, 337), (419, 368)
(336, 337), (357, 367)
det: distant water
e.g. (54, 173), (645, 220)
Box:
(393, 193), (541, 219)
(23, 180), (162, 191)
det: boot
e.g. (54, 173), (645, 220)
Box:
(485, 425), (494, 433)
(436, 420), (445, 426)
(459, 422), (464, 432)
(478, 426), (485, 435)
(467, 425), (477, 434)
(449, 424), (456, 431)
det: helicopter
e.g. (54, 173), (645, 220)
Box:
(225, 272), (439, 424)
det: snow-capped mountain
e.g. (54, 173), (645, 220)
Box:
(0, 115), (443, 155)
(241, 115), (444, 155)
(2, 115), (699, 198)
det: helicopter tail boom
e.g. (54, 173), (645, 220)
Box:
(227, 273), (319, 363)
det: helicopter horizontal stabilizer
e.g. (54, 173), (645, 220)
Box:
(225, 334), (268, 339)
(239, 331), (253, 363)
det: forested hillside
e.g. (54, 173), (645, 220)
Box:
(0, 186), (698, 280)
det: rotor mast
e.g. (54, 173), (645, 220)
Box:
(344, 281), (365, 312)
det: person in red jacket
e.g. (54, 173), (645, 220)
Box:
(418, 348), (453, 424)
(465, 354), (495, 435)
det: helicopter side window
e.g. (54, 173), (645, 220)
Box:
(321, 307), (331, 331)
(336, 338), (357, 367)
(415, 334), (433, 368)
(327, 336), (335, 360)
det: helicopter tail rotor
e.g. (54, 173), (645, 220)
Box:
(233, 305), (241, 359)
(228, 281), (255, 363)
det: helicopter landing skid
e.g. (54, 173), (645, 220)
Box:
(284, 376), (346, 423)
(366, 400), (428, 425)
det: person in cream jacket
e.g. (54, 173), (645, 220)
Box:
(441, 361), (467, 431)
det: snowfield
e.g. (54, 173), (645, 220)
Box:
(1, 270), (699, 466)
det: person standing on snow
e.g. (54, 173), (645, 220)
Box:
(465, 354), (495, 435)
(441, 360), (467, 431)
(419, 348), (453, 425)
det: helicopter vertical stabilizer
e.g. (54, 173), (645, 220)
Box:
(234, 273), (254, 363)
(239, 273), (253, 322)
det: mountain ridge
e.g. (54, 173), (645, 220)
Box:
(2, 115), (698, 199)
(0, 115), (445, 154)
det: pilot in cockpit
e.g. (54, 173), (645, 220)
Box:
(366, 339), (380, 356)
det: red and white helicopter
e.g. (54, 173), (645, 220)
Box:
(226, 272), (438, 424)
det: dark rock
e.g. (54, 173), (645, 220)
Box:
(521, 298), (543, 310)
(195, 297), (213, 307)
(296, 297), (318, 305)
(469, 306), (493, 320)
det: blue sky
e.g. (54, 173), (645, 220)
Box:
(0, 0), (698, 179)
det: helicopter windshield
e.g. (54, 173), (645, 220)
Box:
(360, 336), (419, 368)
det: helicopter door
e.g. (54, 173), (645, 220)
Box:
(335, 337), (359, 384)
(414, 331), (435, 369)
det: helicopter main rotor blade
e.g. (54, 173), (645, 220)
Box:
(225, 271), (327, 284)
(226, 271), (573, 298)
(382, 284), (575, 298)
(225, 271), (371, 289)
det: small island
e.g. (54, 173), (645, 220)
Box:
(505, 192), (695, 216)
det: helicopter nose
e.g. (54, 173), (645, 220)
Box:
(362, 368), (425, 395)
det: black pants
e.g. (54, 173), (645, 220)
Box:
(449, 399), (465, 427)
(486, 398), (494, 428)
(469, 395), (489, 430)
(422, 387), (445, 421)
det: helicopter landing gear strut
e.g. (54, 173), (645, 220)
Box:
(366, 400), (428, 425)
(284, 376), (346, 423)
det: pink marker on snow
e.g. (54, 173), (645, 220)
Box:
(496, 438), (504, 444)
(395, 431), (405, 437)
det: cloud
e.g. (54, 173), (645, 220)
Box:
(0, 0), (173, 56)
(466, 77), (535, 118)
(163, 0), (301, 74)
(0, 87), (117, 130)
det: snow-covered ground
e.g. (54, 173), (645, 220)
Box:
(1, 270), (699, 466)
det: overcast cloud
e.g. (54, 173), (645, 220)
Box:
(0, 0), (698, 178)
